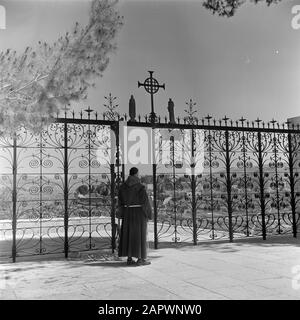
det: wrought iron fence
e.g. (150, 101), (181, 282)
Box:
(0, 109), (300, 262)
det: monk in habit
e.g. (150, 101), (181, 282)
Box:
(117, 167), (152, 266)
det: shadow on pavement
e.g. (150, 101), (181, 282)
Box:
(83, 261), (127, 267)
(1, 235), (299, 264)
(82, 254), (163, 267)
(152, 235), (300, 253)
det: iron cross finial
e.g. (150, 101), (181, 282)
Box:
(138, 71), (165, 124)
(84, 106), (94, 119)
(84, 106), (94, 114)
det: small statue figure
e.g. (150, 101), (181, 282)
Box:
(168, 98), (175, 124)
(129, 95), (136, 122)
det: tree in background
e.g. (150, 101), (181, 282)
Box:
(0, 0), (123, 135)
(203, 0), (281, 17)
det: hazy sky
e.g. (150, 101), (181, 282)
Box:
(1, 0), (300, 123)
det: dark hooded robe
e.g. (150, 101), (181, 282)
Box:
(117, 175), (152, 259)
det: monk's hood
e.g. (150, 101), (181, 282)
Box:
(125, 175), (141, 187)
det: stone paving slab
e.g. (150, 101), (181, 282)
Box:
(0, 236), (300, 300)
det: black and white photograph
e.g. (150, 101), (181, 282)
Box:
(0, 0), (300, 309)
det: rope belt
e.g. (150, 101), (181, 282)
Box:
(123, 205), (142, 208)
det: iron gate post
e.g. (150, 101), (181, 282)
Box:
(288, 132), (297, 238)
(39, 132), (43, 254)
(191, 129), (197, 245)
(170, 135), (178, 243)
(111, 122), (120, 253)
(241, 130), (250, 237)
(12, 133), (17, 263)
(110, 163), (116, 252)
(257, 131), (267, 240)
(63, 121), (69, 258)
(151, 123), (158, 249)
(225, 130), (234, 242)
(153, 163), (158, 249)
(272, 131), (281, 234)
(87, 119), (92, 250)
(207, 129), (215, 240)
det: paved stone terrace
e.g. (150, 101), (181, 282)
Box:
(1, 236), (300, 300)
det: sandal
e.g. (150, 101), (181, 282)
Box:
(127, 258), (136, 265)
(136, 259), (151, 266)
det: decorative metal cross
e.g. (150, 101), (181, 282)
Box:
(138, 71), (165, 123)
(84, 106), (94, 119)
